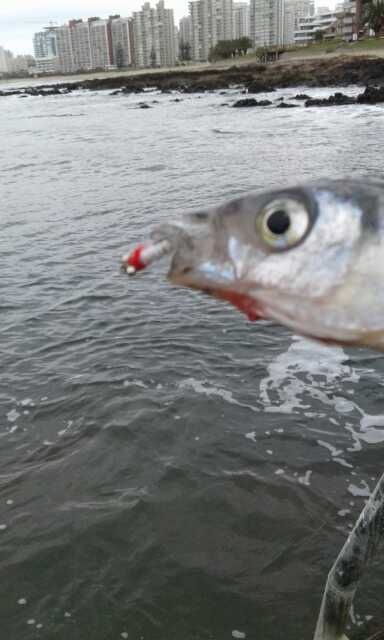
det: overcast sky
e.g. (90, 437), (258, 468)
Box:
(1, 0), (335, 55)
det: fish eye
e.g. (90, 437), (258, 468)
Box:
(257, 199), (310, 250)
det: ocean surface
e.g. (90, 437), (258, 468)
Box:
(1, 82), (384, 640)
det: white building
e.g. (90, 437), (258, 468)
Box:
(189, 0), (234, 61)
(250, 0), (285, 47)
(70, 20), (93, 70)
(217, 0), (234, 40)
(110, 17), (133, 67)
(157, 0), (177, 66)
(179, 15), (193, 44)
(283, 0), (314, 44)
(233, 2), (250, 38)
(0, 46), (14, 74)
(132, 1), (176, 67)
(133, 3), (161, 67)
(56, 25), (75, 73)
(89, 18), (113, 69)
(33, 26), (59, 73)
(294, 8), (337, 44)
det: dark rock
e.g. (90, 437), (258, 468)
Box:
(276, 102), (299, 108)
(233, 98), (259, 107)
(305, 92), (356, 107)
(246, 81), (275, 93)
(173, 98), (182, 102)
(357, 85), (384, 104)
(293, 93), (311, 100)
(233, 97), (272, 107)
(138, 103), (151, 109)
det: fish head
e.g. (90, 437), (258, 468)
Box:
(152, 180), (384, 349)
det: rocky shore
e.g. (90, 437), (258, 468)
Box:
(1, 56), (384, 102)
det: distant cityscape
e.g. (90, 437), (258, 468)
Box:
(0, 0), (357, 77)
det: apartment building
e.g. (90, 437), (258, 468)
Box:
(294, 8), (337, 43)
(56, 24), (75, 73)
(0, 46), (14, 74)
(110, 17), (133, 67)
(33, 26), (59, 73)
(89, 18), (113, 69)
(132, 1), (176, 67)
(284, 0), (314, 44)
(250, 0), (285, 47)
(233, 2), (250, 38)
(179, 16), (193, 44)
(156, 0), (177, 66)
(189, 0), (233, 61)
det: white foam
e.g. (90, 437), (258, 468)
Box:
(179, 378), (258, 412)
(123, 379), (148, 389)
(232, 631), (246, 639)
(298, 470), (312, 486)
(20, 398), (34, 407)
(260, 336), (384, 454)
(259, 337), (360, 415)
(348, 480), (371, 497)
(6, 409), (20, 423)
(58, 420), (73, 437)
(317, 440), (342, 457)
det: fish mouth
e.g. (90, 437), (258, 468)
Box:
(209, 288), (265, 321)
(169, 267), (266, 322)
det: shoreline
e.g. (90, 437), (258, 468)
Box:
(1, 56), (384, 97)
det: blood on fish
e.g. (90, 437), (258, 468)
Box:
(212, 290), (264, 322)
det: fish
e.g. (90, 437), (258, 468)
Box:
(123, 179), (384, 351)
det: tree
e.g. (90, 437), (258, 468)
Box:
(237, 36), (253, 55)
(209, 39), (248, 61)
(314, 29), (324, 42)
(365, 0), (384, 36)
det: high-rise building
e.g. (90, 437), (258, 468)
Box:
(189, 0), (233, 61)
(133, 3), (160, 67)
(110, 17), (133, 67)
(157, 0), (177, 66)
(250, 0), (284, 47)
(55, 16), (133, 73)
(179, 16), (192, 44)
(33, 27), (57, 58)
(56, 25), (75, 73)
(0, 47), (13, 74)
(70, 19), (93, 70)
(132, 1), (176, 67)
(217, 0), (234, 40)
(283, 0), (314, 43)
(89, 18), (113, 69)
(233, 2), (250, 38)
(33, 26), (59, 73)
